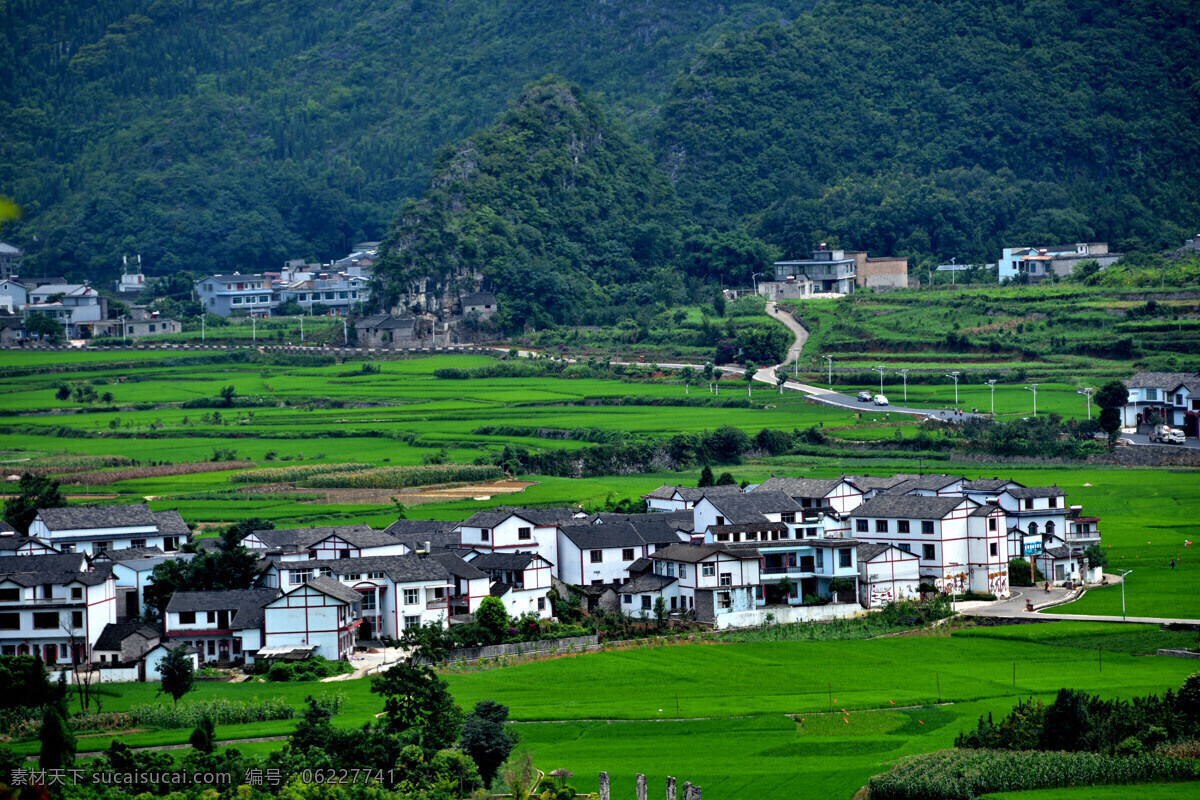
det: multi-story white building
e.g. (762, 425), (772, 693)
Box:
(24, 283), (105, 337)
(557, 518), (690, 587)
(93, 549), (194, 621)
(29, 504), (189, 556)
(691, 491), (804, 537)
(849, 495), (1010, 597)
(262, 576), (362, 660)
(857, 543), (922, 608)
(465, 552), (554, 620)
(164, 588), (279, 664)
(194, 274), (277, 317)
(0, 553), (116, 664)
(642, 484), (743, 513)
(278, 275), (369, 316)
(992, 486), (1070, 557)
(243, 525), (408, 561)
(1121, 372), (1200, 435)
(456, 508), (579, 573)
(648, 543), (762, 625)
(755, 477), (864, 513)
(426, 553), (491, 616)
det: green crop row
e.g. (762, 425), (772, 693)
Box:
(302, 464), (504, 489)
(127, 695), (310, 729)
(229, 462), (374, 483)
(869, 749), (1196, 800)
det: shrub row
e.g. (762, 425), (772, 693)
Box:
(128, 696), (302, 729)
(868, 749), (1196, 800)
(303, 464), (504, 489)
(60, 460), (256, 485)
(230, 463), (373, 484)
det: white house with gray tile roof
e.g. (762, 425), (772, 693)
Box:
(1121, 371), (1200, 435)
(849, 494), (1009, 597)
(29, 504), (189, 556)
(856, 543), (921, 608)
(650, 543), (762, 624)
(465, 551), (554, 619)
(243, 525), (408, 561)
(642, 484), (743, 512)
(992, 486), (1070, 558)
(755, 477), (864, 514)
(616, 572), (679, 619)
(882, 474), (966, 498)
(263, 577), (362, 660)
(558, 518), (690, 587)
(0, 553), (116, 665)
(691, 490), (804, 538)
(107, 552), (196, 622)
(164, 588), (278, 664)
(426, 552), (490, 615)
(456, 507), (580, 573)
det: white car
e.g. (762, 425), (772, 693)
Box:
(873, 394), (889, 406)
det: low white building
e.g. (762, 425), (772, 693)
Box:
(94, 548), (194, 621)
(263, 576), (362, 660)
(144, 642), (199, 682)
(243, 525), (408, 561)
(650, 544), (762, 624)
(164, 588), (279, 664)
(29, 504), (189, 556)
(1121, 372), (1200, 435)
(857, 543), (922, 608)
(642, 484), (744, 513)
(557, 519), (688, 587)
(466, 552), (554, 620)
(456, 508), (579, 574)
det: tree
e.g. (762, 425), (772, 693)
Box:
(157, 645), (195, 706)
(715, 471), (737, 486)
(679, 366), (694, 395)
(370, 662), (463, 750)
(1095, 380), (1130, 441)
(744, 361), (757, 396)
(39, 675), (74, 770)
(189, 715), (216, 754)
(653, 596), (668, 629)
(25, 313), (64, 342)
(1040, 688), (1093, 751)
(459, 700), (518, 788)
(219, 385), (236, 406)
(828, 577), (857, 604)
(1082, 543), (1108, 572)
(697, 466), (714, 487)
(711, 367), (722, 394)
(3, 472), (66, 535)
(474, 596), (509, 645)
(777, 371), (788, 394)
(54, 385), (70, 401)
(712, 291), (726, 317)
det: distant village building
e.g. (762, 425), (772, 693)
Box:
(0, 242), (22, 281)
(356, 314), (437, 348)
(0, 279), (26, 313)
(766, 245), (859, 297)
(997, 243), (1121, 283)
(845, 251), (909, 290)
(24, 283), (105, 337)
(195, 273), (277, 317)
(1121, 371), (1200, 436)
(460, 291), (498, 319)
(279, 275), (369, 316)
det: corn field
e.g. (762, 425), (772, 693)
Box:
(128, 695), (307, 729)
(868, 748), (1197, 800)
(229, 462), (373, 484)
(302, 464), (504, 489)
(62, 460), (256, 485)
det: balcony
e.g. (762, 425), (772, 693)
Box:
(1064, 531), (1101, 542)
(426, 598), (448, 610)
(761, 566), (816, 577)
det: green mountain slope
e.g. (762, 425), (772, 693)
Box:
(0, 0), (815, 279)
(654, 0), (1200, 261)
(372, 80), (690, 330)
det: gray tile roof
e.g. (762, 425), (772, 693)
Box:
(702, 490), (802, 523)
(384, 528), (461, 554)
(627, 557), (654, 574)
(559, 522), (648, 549)
(0, 521), (16, 534)
(322, 554), (451, 584)
(856, 542), (893, 562)
(427, 552), (488, 581)
(970, 502), (1003, 517)
(469, 552), (540, 571)
(707, 522), (787, 535)
(300, 575), (363, 605)
(152, 510), (191, 537)
(0, 535), (55, 552)
(756, 477), (848, 498)
(1006, 486), (1066, 499)
(883, 475), (964, 495)
(844, 474), (920, 492)
(166, 588), (279, 630)
(37, 503), (158, 531)
(459, 507), (579, 529)
(93, 546), (166, 562)
(94, 622), (160, 651)
(652, 543), (760, 563)
(357, 314), (417, 331)
(852, 495), (965, 520)
(251, 525), (399, 552)
(461, 291), (497, 306)
(0, 553), (98, 587)
(962, 479), (1023, 492)
(617, 573), (677, 595)
(1124, 372), (1200, 391)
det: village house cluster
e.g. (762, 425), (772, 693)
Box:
(0, 472), (1100, 680)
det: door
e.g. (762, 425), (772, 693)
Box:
(43, 643), (57, 664)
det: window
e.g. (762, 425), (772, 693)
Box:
(719, 572), (732, 587)
(367, 572), (384, 580)
(1146, 388), (1159, 401)
(206, 611), (216, 624)
(874, 520), (888, 533)
(307, 550), (317, 560)
(921, 521), (935, 534)
(0, 613), (18, 630)
(71, 611), (83, 628)
(1048, 497), (1058, 508)
(838, 549), (852, 569)
(518, 527), (532, 541)
(403, 615), (421, 628)
(1024, 499), (1034, 510)
(666, 562), (675, 577)
(717, 592), (732, 610)
(0, 589), (18, 602)
(590, 550), (603, 563)
(897, 520), (910, 534)
(781, 512), (795, 523)
(403, 589), (419, 605)
(232, 296), (243, 305)
(745, 532), (758, 541)
(922, 544), (935, 561)
(623, 594), (632, 605)
(164, 537), (179, 552)
(207, 640), (216, 655)
(654, 560), (664, 575)
(805, 527), (816, 538)
(679, 564), (687, 579)
(537, 597), (545, 611)
(898, 543), (911, 553)
(480, 529), (490, 541)
(715, 533), (730, 542)
(291, 569), (313, 584)
(179, 611), (196, 624)
(816, 550), (824, 569)
(856, 520), (868, 533)
(33, 612), (59, 629)
(360, 593), (376, 611)
(988, 518), (997, 531)
(1028, 522), (1039, 536)
(94, 542), (107, 554)
(130, 539), (146, 548)
(1, 645), (14, 655)
(71, 588), (82, 600)
(1046, 521), (1056, 537)
(702, 564), (715, 577)
(340, 549), (351, 559)
(715, 516), (725, 526)
(641, 596), (652, 610)
(622, 548), (635, 561)
(149, 324), (156, 332)
(990, 543), (998, 557)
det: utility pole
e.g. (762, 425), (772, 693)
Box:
(201, 314), (205, 343)
(822, 355), (833, 390)
(1083, 387), (1094, 420)
(343, 317), (349, 345)
(118, 315), (126, 344)
(985, 379), (997, 417)
(946, 371), (960, 407)
(751, 272), (763, 296)
(251, 315), (256, 342)
(1027, 384), (1038, 418)
(1117, 569), (1133, 621)
(897, 369), (909, 406)
(299, 315), (304, 343)
(875, 365), (885, 397)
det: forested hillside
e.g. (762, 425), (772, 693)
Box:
(0, 0), (813, 280)
(3, 0), (1198, 289)
(656, 0), (1200, 261)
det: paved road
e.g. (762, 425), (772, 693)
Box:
(962, 573), (1200, 625)
(1121, 432), (1200, 449)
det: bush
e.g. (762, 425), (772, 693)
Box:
(264, 656), (354, 682)
(1008, 558), (1046, 586)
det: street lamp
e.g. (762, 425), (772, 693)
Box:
(1026, 384), (1038, 418)
(1082, 387), (1094, 420)
(751, 272), (763, 296)
(985, 379), (997, 417)
(298, 315), (304, 344)
(897, 369), (909, 406)
(342, 317), (349, 345)
(118, 315), (126, 344)
(946, 371), (960, 407)
(201, 314), (205, 343)
(822, 355), (833, 390)
(1118, 569), (1132, 621)
(875, 365), (885, 397)
(251, 315), (256, 342)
